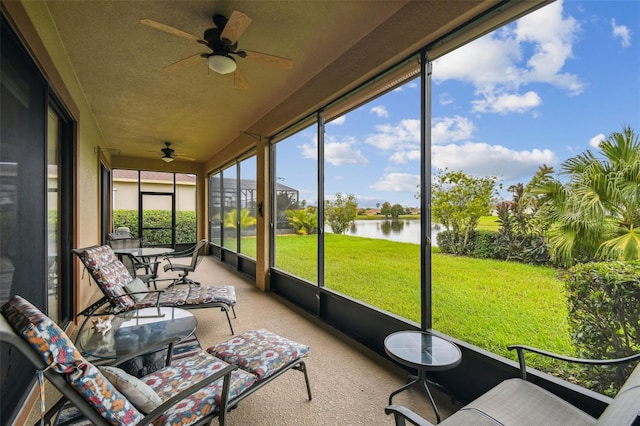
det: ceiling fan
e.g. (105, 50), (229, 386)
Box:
(153, 142), (194, 163)
(141, 10), (293, 90)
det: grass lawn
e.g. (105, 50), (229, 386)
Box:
(477, 215), (500, 231)
(239, 232), (575, 368)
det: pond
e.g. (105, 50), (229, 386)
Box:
(327, 219), (442, 245)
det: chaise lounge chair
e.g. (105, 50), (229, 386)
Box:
(73, 244), (237, 334)
(1, 295), (311, 426)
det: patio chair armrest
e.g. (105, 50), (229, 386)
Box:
(78, 296), (109, 317)
(384, 405), (435, 426)
(507, 344), (640, 379)
(163, 244), (197, 261)
(138, 363), (238, 426)
(126, 289), (164, 297)
(109, 336), (182, 366)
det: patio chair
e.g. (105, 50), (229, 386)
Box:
(1, 295), (312, 426)
(162, 239), (208, 287)
(121, 253), (161, 288)
(73, 244), (237, 334)
(385, 345), (640, 426)
(108, 238), (156, 280)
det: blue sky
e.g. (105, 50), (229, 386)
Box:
(276, 1), (639, 208)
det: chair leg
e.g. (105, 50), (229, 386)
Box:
(185, 277), (200, 287)
(295, 360), (313, 401)
(222, 306), (234, 335)
(173, 276), (200, 287)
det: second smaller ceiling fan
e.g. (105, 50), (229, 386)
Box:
(141, 10), (293, 90)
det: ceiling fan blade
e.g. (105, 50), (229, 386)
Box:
(234, 68), (249, 91)
(241, 50), (293, 70)
(164, 54), (205, 71)
(220, 10), (252, 45)
(140, 19), (202, 42)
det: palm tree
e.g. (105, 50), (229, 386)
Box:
(535, 126), (640, 266)
(224, 208), (257, 230)
(286, 208), (318, 235)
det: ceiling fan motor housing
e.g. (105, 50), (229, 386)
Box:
(162, 143), (174, 157)
(204, 27), (237, 52)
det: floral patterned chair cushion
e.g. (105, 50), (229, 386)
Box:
(142, 350), (256, 423)
(76, 244), (118, 270)
(1, 295), (143, 425)
(207, 329), (310, 380)
(77, 246), (137, 312)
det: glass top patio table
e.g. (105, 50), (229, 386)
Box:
(77, 307), (196, 360)
(385, 330), (462, 423)
(112, 247), (175, 258)
(385, 330), (462, 370)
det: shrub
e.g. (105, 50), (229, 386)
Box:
(286, 207), (318, 235)
(494, 195), (550, 265)
(470, 230), (498, 259)
(436, 230), (458, 254)
(437, 229), (496, 258)
(494, 232), (550, 264)
(565, 261), (640, 395)
(113, 209), (196, 245)
(113, 210), (138, 237)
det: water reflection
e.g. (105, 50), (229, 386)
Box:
(380, 219), (405, 235)
(337, 219), (441, 245)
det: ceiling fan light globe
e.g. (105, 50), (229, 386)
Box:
(207, 54), (237, 74)
(161, 155), (174, 163)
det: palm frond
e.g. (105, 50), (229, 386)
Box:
(598, 228), (640, 261)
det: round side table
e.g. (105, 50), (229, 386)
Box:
(385, 330), (462, 423)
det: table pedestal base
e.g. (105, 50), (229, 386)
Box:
(388, 370), (442, 423)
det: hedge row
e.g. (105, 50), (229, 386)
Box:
(565, 261), (640, 395)
(436, 229), (549, 265)
(113, 210), (196, 245)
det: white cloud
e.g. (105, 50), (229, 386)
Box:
(370, 173), (421, 192)
(389, 150), (421, 164)
(472, 91), (541, 114)
(612, 19), (631, 47)
(432, 142), (558, 181)
(325, 136), (368, 166)
(300, 135), (367, 166)
(365, 119), (420, 150)
(432, 116), (475, 144)
(328, 116), (346, 125)
(370, 105), (389, 118)
(515, 1), (582, 93)
(439, 93), (454, 105)
(589, 133), (606, 148)
(364, 115), (475, 164)
(433, 0), (583, 114)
